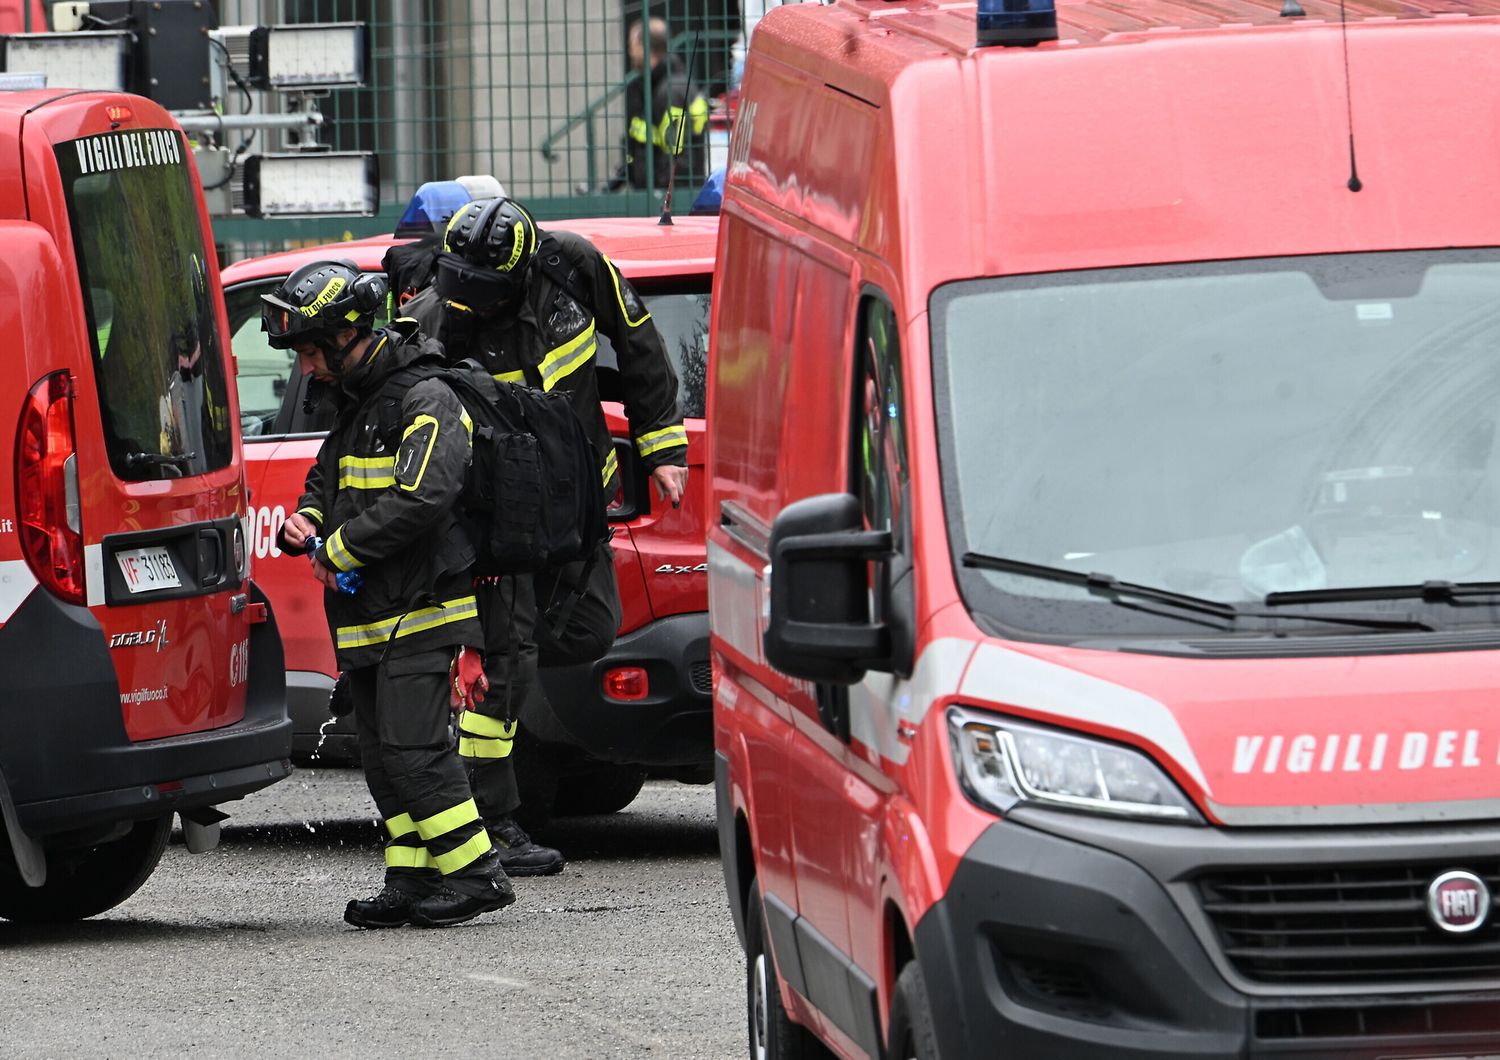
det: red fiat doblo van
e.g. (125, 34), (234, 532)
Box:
(0, 89), (290, 922)
(710, 1), (1500, 1057)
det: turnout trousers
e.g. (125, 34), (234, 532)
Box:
(458, 540), (622, 820)
(348, 652), (493, 885)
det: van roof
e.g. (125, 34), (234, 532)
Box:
(794, 0), (1500, 54)
(744, 0), (1500, 286)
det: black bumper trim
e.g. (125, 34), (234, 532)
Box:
(915, 817), (1500, 1058)
(0, 581), (292, 837)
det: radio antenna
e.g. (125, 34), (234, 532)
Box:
(1339, 0), (1362, 192)
(659, 32), (702, 226)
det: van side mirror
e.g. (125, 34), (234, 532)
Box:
(764, 493), (891, 685)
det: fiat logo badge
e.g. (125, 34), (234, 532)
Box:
(1426, 870), (1491, 935)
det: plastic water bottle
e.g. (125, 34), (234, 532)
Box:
(306, 536), (363, 595)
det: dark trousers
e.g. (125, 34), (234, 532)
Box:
(348, 651), (491, 881)
(460, 540), (622, 821)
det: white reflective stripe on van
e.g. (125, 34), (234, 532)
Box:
(959, 644), (1208, 790)
(0, 559), (39, 623)
(852, 638), (975, 768)
(85, 544), (105, 606)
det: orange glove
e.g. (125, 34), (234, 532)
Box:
(449, 646), (490, 711)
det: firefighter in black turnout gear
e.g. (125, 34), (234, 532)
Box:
(265, 259), (515, 929)
(401, 198), (689, 866)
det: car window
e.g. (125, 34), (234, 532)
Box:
(225, 270), (710, 439)
(225, 277), (389, 438)
(224, 279), (297, 438)
(595, 283), (711, 419)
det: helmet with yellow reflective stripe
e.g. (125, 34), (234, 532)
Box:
(260, 260), (388, 370)
(443, 197), (539, 276)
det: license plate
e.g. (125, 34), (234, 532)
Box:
(115, 546), (181, 594)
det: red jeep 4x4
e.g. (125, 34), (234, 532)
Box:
(223, 215), (715, 821)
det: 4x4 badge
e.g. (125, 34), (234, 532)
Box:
(1427, 870), (1491, 934)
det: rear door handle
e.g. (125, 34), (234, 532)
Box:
(199, 528), (225, 586)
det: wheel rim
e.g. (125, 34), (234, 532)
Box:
(752, 950), (770, 1060)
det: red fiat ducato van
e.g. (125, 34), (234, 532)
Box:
(710, 1), (1500, 1056)
(0, 89), (290, 922)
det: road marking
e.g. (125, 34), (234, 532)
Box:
(466, 974), (529, 988)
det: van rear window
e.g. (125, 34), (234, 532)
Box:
(56, 129), (233, 481)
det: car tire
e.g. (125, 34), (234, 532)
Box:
(0, 815), (172, 923)
(746, 875), (830, 1060)
(553, 767), (648, 817)
(887, 962), (940, 1060)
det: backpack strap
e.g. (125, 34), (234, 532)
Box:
(375, 356), (448, 446)
(533, 234), (591, 313)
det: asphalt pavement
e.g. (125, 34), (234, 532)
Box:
(0, 769), (745, 1059)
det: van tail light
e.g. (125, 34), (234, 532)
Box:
(15, 372), (85, 605)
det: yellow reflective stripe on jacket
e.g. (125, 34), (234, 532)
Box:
(603, 256), (651, 327)
(458, 735), (514, 759)
(433, 830), (493, 875)
(492, 369), (527, 384)
(337, 454), (397, 490)
(458, 712), (517, 740)
(628, 115), (648, 144)
(385, 844), (433, 869)
(385, 813), (417, 840)
(635, 425), (688, 458)
(537, 323), (597, 392)
(334, 595), (480, 651)
(601, 447), (619, 488)
(413, 797), (480, 842)
(326, 526), (363, 572)
(297, 506), (323, 525)
(398, 414), (441, 493)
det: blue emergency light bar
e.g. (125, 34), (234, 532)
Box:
(977, 0), (1059, 47)
(394, 180), (473, 238)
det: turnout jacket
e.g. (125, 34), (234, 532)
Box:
(624, 56), (709, 191)
(279, 321), (482, 671)
(403, 229), (688, 499)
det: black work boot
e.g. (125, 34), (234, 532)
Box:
(489, 816), (565, 877)
(344, 872), (441, 929)
(409, 853), (516, 928)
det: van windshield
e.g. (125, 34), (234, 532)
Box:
(56, 129), (233, 481)
(932, 250), (1500, 636)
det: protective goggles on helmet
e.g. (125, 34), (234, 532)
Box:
(261, 290), (336, 350)
(433, 252), (525, 310)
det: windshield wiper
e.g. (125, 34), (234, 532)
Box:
(123, 450), (196, 469)
(961, 553), (1440, 632)
(1267, 581), (1500, 606)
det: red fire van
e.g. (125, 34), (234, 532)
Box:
(0, 89), (290, 922)
(710, 1), (1500, 1056)
(223, 215), (716, 821)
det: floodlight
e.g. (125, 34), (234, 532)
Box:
(250, 22), (368, 89)
(242, 152), (379, 218)
(1, 31), (129, 92)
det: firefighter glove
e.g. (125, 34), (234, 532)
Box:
(450, 646), (489, 711)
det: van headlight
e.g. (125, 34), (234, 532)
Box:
(947, 707), (1201, 823)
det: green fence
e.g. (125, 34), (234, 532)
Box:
(209, 0), (812, 261)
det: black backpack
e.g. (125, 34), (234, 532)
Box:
(377, 357), (608, 575)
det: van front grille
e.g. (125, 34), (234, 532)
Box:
(1197, 862), (1500, 984)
